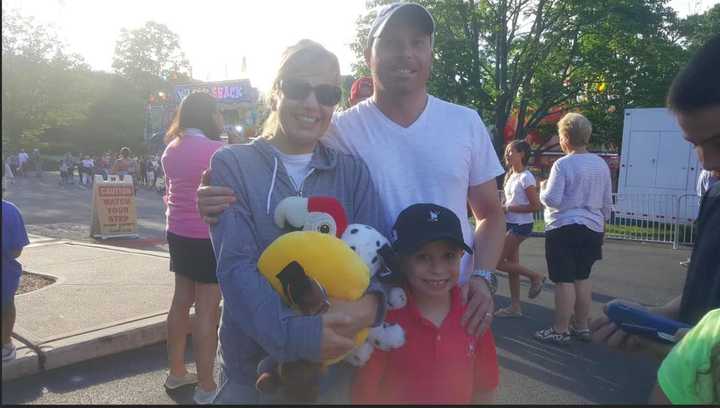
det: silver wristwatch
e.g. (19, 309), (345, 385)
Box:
(470, 268), (498, 295)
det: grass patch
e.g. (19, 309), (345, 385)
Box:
(470, 216), (694, 244)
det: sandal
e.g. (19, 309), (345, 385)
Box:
(533, 327), (571, 346)
(570, 324), (592, 342)
(164, 371), (198, 390)
(494, 307), (523, 318)
(528, 277), (547, 299)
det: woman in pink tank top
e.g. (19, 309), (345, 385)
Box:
(161, 92), (225, 403)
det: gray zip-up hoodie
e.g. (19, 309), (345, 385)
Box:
(209, 138), (390, 396)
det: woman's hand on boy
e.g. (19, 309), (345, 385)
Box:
(461, 277), (494, 337)
(197, 169), (236, 224)
(321, 313), (358, 360)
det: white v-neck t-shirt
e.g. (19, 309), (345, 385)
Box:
(323, 95), (504, 282)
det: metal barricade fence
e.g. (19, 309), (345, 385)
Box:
(498, 191), (701, 248)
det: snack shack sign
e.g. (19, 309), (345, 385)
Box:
(175, 80), (258, 104)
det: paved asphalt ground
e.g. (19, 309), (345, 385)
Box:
(2, 172), (680, 404)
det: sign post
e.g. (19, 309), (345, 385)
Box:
(90, 175), (138, 239)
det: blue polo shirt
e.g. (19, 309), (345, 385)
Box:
(2, 200), (29, 302)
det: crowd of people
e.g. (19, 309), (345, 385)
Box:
(3, 148), (164, 191)
(56, 150), (163, 189)
(2, 2), (718, 405)
(3, 149), (42, 183)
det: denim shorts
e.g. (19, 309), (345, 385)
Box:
(506, 222), (533, 237)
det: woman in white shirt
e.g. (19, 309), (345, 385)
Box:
(495, 140), (546, 318)
(534, 113), (613, 346)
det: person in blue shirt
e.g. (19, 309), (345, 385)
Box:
(2, 199), (30, 362)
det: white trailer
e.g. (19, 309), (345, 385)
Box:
(616, 108), (701, 224)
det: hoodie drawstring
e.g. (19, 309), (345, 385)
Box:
(266, 156), (278, 215)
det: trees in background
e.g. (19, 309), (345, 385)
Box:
(1, 8), (188, 155)
(111, 21), (192, 97)
(1, 7), (91, 152)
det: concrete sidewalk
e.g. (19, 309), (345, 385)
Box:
(2, 239), (175, 381)
(1, 235), (690, 384)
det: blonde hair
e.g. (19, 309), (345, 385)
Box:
(259, 39), (341, 138)
(557, 112), (592, 147)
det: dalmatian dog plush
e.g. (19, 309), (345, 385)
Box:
(340, 224), (407, 367)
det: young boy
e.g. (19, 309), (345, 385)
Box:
(351, 203), (499, 404)
(2, 199), (30, 362)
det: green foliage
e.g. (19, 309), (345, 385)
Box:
(2, 8), (191, 156)
(679, 4), (720, 51)
(111, 21), (191, 96)
(1, 8), (92, 152)
(70, 73), (147, 155)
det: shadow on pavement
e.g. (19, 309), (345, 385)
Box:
(1, 342), (194, 405)
(492, 295), (660, 404)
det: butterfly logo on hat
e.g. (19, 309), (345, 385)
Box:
(429, 210), (439, 222)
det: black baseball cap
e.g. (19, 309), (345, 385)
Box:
(367, 2), (435, 49)
(392, 203), (473, 255)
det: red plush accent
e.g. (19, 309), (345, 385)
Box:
(307, 196), (349, 237)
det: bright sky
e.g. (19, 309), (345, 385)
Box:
(5, 0), (719, 93)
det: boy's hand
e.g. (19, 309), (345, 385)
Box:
(197, 169), (236, 224)
(461, 277), (494, 337)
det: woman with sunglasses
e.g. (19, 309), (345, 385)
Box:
(208, 39), (389, 404)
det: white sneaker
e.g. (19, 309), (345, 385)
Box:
(164, 371), (198, 390)
(193, 386), (217, 405)
(2, 343), (17, 362)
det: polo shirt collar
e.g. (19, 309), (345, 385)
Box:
(403, 284), (463, 327)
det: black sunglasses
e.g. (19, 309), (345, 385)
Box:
(279, 79), (342, 107)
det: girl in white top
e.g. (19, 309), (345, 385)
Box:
(495, 140), (546, 318)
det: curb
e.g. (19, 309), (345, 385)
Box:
(2, 305), (213, 382)
(3, 313), (171, 382)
